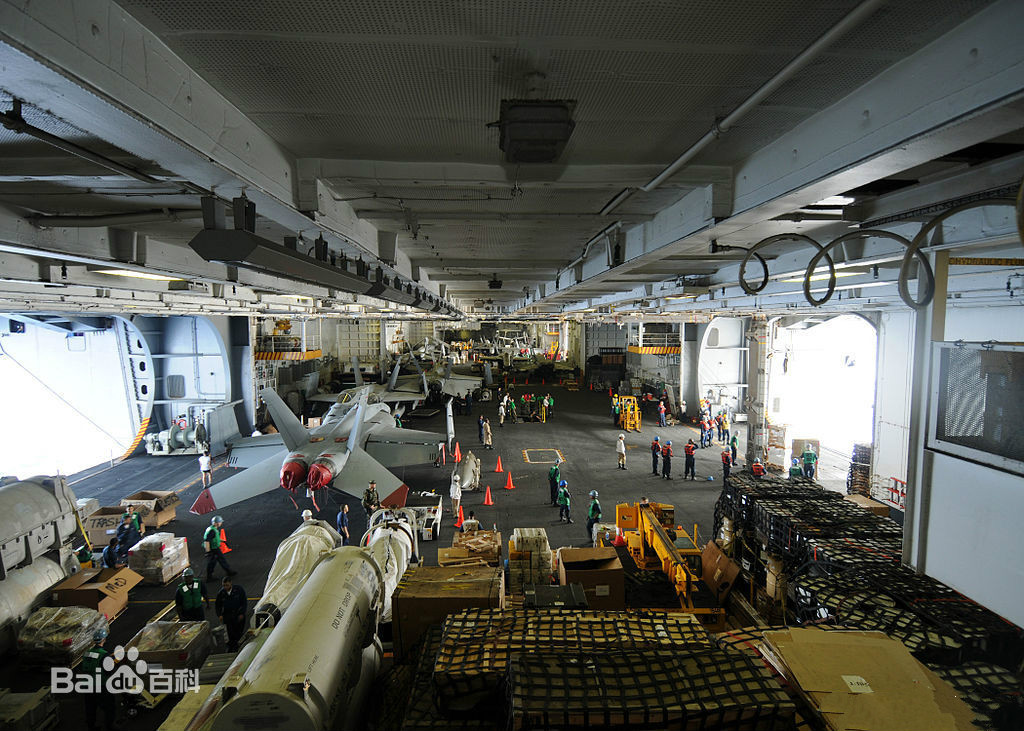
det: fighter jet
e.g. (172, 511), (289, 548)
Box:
(307, 354), (430, 408)
(190, 387), (454, 515)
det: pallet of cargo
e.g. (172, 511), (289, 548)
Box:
(508, 648), (795, 731)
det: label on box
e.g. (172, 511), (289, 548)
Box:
(595, 585), (610, 597)
(842, 675), (873, 693)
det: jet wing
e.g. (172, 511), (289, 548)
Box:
(439, 375), (483, 397)
(364, 426), (442, 468)
(333, 445), (409, 508)
(190, 449), (286, 514)
(224, 433), (286, 468)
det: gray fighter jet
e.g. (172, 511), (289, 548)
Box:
(190, 387), (454, 515)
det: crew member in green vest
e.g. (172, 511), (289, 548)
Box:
(203, 516), (235, 580)
(547, 461), (561, 506)
(586, 490), (602, 546)
(789, 458), (803, 479)
(175, 567), (209, 621)
(81, 627), (116, 731)
(801, 443), (819, 479)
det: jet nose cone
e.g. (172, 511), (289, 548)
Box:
(280, 461), (307, 492)
(307, 463), (333, 490)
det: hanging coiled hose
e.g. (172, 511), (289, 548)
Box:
(737, 178), (1024, 310)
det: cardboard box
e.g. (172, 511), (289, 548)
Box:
(451, 529), (502, 564)
(761, 628), (977, 731)
(127, 621), (212, 670)
(392, 566), (504, 661)
(50, 567), (142, 619)
(556, 547), (625, 610)
(701, 541), (740, 602)
(76, 497), (99, 520)
(121, 491), (181, 527)
(82, 506), (129, 546)
(437, 547), (489, 567)
(843, 494), (890, 516)
(127, 534), (190, 585)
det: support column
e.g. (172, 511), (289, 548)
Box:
(745, 316), (770, 466)
(903, 250), (949, 571)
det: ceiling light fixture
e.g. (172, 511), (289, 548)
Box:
(781, 270), (860, 283)
(94, 269), (183, 282)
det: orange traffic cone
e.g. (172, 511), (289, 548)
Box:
(612, 532), (626, 547)
(589, 382), (593, 391)
(483, 486), (494, 506)
(453, 442), (462, 462)
(494, 456), (504, 472)
(503, 472), (515, 490)
(454, 504), (464, 528)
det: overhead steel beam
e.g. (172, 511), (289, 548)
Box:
(356, 211), (654, 223)
(425, 272), (555, 281)
(412, 258), (567, 268)
(0, 0), (453, 314)
(517, 0), (1024, 313)
(302, 159), (732, 189)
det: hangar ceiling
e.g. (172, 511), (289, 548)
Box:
(0, 0), (1022, 320)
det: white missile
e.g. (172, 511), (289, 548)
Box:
(253, 519), (342, 626)
(210, 514), (415, 731)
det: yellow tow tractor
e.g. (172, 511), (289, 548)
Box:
(615, 501), (725, 630)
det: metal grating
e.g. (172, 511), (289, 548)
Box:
(932, 345), (1024, 468)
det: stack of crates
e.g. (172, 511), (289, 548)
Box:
(507, 528), (553, 593)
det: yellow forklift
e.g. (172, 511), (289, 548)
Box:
(615, 502), (725, 630)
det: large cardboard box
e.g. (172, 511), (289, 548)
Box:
(392, 566), (504, 661)
(50, 567), (142, 619)
(76, 497), (99, 521)
(126, 621), (212, 670)
(121, 490), (181, 528)
(761, 628), (977, 731)
(82, 506), (129, 546)
(843, 494), (890, 516)
(556, 547), (625, 610)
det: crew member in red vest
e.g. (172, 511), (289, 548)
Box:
(721, 447), (733, 480)
(684, 440), (697, 480)
(650, 436), (661, 475)
(661, 440), (674, 480)
(752, 458), (766, 479)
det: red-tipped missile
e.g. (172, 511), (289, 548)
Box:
(280, 455), (309, 492)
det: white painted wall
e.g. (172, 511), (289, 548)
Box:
(922, 450), (1024, 627)
(0, 322), (137, 476)
(697, 317), (745, 414)
(944, 304), (1024, 341)
(909, 302), (1024, 625)
(872, 310), (914, 497)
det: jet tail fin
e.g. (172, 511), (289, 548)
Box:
(352, 356), (363, 387)
(445, 397), (455, 451)
(303, 371), (320, 398)
(334, 445), (407, 507)
(387, 361), (402, 392)
(260, 388), (309, 452)
(483, 362), (493, 385)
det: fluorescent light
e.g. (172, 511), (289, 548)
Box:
(665, 294), (696, 300)
(94, 269), (183, 282)
(781, 270), (860, 283)
(813, 195), (855, 206)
